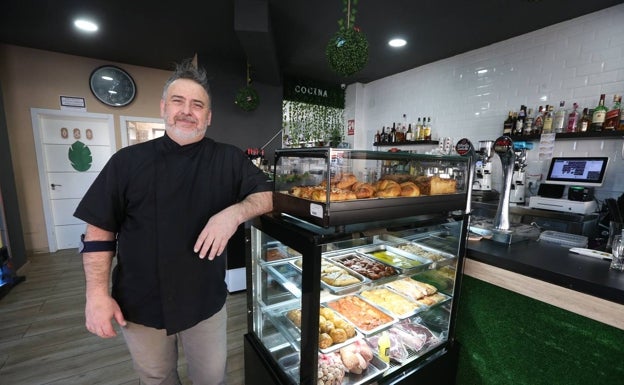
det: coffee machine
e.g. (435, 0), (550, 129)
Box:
(472, 140), (499, 201)
(509, 141), (533, 204)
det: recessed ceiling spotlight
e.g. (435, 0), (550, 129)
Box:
(388, 38), (407, 48)
(74, 19), (98, 33)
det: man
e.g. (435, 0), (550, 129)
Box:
(74, 60), (273, 385)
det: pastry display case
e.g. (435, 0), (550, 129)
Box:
(244, 149), (471, 385)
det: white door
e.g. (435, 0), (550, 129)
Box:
(31, 108), (115, 252)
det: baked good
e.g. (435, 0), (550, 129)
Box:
(386, 277), (438, 300)
(374, 179), (401, 198)
(400, 181), (421, 197)
(414, 176), (457, 195)
(335, 173), (358, 189)
(360, 287), (419, 316)
(351, 182), (376, 199)
(311, 187), (357, 202)
(328, 295), (394, 331)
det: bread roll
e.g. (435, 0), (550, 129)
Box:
(374, 180), (401, 198)
(400, 181), (421, 197)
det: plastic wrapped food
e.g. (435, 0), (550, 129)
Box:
(367, 331), (409, 363)
(394, 320), (439, 351)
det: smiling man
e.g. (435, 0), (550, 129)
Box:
(74, 59), (273, 385)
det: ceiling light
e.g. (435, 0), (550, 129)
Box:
(74, 19), (98, 32)
(388, 38), (407, 48)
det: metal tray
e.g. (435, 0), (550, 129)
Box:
(289, 258), (367, 295)
(265, 262), (303, 298)
(411, 266), (457, 295)
(358, 287), (424, 319)
(325, 295), (398, 336)
(273, 191), (467, 228)
(282, 307), (364, 354)
(356, 244), (432, 274)
(340, 349), (390, 385)
(392, 241), (456, 268)
(329, 252), (399, 282)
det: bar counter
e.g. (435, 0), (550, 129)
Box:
(465, 237), (624, 330)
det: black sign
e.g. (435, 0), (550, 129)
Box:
(283, 77), (345, 108)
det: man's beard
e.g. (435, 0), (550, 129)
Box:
(164, 113), (208, 141)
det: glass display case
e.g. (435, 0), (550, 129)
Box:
(244, 149), (471, 385)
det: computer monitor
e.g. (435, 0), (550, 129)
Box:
(545, 157), (609, 187)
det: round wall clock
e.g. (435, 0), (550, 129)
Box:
(89, 65), (136, 107)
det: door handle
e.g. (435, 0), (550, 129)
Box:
(51, 183), (62, 190)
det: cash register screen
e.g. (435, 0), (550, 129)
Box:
(545, 157), (609, 187)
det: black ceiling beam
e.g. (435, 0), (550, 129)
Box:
(234, 0), (281, 86)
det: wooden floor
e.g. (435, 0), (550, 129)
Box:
(0, 249), (247, 385)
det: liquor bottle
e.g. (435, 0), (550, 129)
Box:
(591, 94), (607, 131)
(515, 106), (526, 136)
(374, 130), (381, 144)
(380, 126), (388, 143)
(542, 105), (554, 133)
(604, 94), (621, 131)
(416, 118), (424, 140)
(424, 117), (432, 140)
(524, 108), (533, 136)
(503, 111), (514, 135)
(553, 101), (566, 133)
(405, 124), (414, 141)
(389, 123), (397, 143)
(533, 106), (544, 135)
(566, 103), (580, 132)
(395, 123), (405, 142)
(579, 108), (591, 132)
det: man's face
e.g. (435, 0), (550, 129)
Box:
(160, 78), (212, 145)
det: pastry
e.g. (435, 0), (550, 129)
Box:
(400, 181), (421, 197)
(414, 176), (457, 195)
(335, 173), (358, 189)
(374, 179), (401, 197)
(351, 182), (376, 199)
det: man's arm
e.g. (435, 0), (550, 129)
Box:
(194, 190), (272, 260)
(82, 224), (126, 338)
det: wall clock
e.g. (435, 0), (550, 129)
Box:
(89, 65), (136, 107)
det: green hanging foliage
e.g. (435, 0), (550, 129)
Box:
(235, 85), (260, 112)
(68, 141), (92, 172)
(326, 0), (369, 77)
(282, 100), (344, 147)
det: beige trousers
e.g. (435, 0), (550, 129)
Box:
(121, 305), (227, 385)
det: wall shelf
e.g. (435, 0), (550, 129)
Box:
(509, 130), (624, 142)
(374, 140), (439, 146)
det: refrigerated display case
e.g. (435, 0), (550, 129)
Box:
(244, 148), (471, 385)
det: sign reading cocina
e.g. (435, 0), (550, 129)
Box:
(283, 77), (345, 108)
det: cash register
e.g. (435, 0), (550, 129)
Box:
(528, 156), (608, 215)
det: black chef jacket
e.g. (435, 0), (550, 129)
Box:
(74, 134), (273, 334)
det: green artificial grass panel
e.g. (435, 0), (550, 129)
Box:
(455, 276), (624, 385)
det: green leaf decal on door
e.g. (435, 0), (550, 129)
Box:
(68, 141), (93, 172)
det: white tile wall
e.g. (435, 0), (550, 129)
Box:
(346, 4), (624, 202)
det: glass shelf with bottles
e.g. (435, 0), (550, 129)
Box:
(509, 130), (624, 141)
(374, 139), (440, 146)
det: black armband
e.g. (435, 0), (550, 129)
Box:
(78, 234), (117, 253)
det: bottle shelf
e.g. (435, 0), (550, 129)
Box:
(509, 130), (623, 141)
(374, 140), (439, 146)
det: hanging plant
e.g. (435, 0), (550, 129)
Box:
(325, 0), (368, 77)
(235, 63), (260, 111)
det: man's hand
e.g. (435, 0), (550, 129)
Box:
(85, 293), (127, 338)
(194, 209), (239, 260)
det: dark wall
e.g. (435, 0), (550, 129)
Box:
(198, 55), (283, 162)
(0, 82), (27, 270)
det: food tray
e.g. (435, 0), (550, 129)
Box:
(356, 244), (432, 274)
(260, 245), (301, 266)
(341, 350), (390, 385)
(384, 277), (451, 309)
(329, 253), (399, 282)
(273, 191), (467, 228)
(290, 258), (367, 295)
(412, 266), (457, 295)
(325, 295), (398, 336)
(358, 287), (424, 319)
(393, 241), (456, 264)
(265, 262), (303, 297)
(283, 307), (364, 354)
